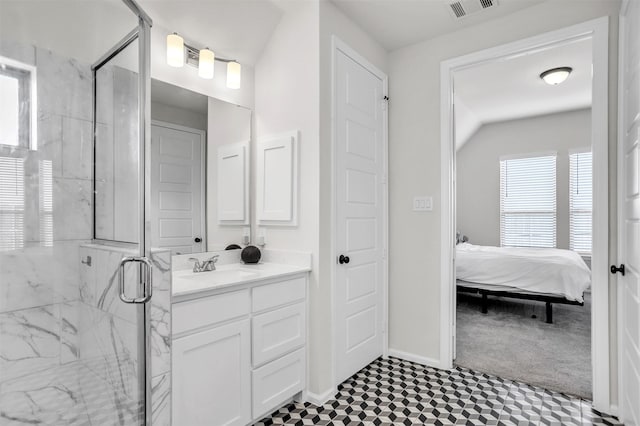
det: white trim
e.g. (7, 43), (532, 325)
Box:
(440, 17), (611, 411)
(387, 349), (448, 370)
(150, 119), (207, 250)
(569, 146), (593, 155)
(498, 151), (558, 161)
(616, 3), (628, 422)
(331, 36), (389, 390)
(305, 388), (337, 406)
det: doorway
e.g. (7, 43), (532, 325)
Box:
(440, 17), (610, 411)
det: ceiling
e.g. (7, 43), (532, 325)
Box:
(454, 37), (593, 149)
(330, 0), (546, 51)
(138, 0), (284, 66)
(151, 78), (208, 115)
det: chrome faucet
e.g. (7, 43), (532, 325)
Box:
(188, 255), (220, 273)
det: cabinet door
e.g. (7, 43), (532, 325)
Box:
(172, 320), (251, 426)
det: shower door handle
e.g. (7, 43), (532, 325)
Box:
(119, 256), (153, 304)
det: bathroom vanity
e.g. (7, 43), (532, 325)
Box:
(171, 253), (310, 425)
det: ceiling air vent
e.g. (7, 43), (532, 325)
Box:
(448, 0), (498, 19)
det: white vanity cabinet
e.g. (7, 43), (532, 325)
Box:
(172, 272), (308, 426)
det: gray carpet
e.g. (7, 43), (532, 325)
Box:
(455, 292), (592, 399)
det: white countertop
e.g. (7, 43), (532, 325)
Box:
(172, 262), (311, 303)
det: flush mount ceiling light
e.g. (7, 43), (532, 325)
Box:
(540, 66), (573, 85)
(166, 33), (184, 68)
(166, 32), (241, 89)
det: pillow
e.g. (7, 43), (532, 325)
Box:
(456, 231), (469, 245)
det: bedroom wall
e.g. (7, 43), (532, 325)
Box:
(387, 0), (621, 403)
(456, 108), (591, 250)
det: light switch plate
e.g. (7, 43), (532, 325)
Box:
(413, 196), (433, 212)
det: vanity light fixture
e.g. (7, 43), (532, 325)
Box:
(166, 33), (184, 68)
(198, 48), (215, 79)
(226, 61), (241, 90)
(540, 66), (572, 85)
(166, 32), (241, 89)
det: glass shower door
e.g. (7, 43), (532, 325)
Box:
(90, 14), (152, 425)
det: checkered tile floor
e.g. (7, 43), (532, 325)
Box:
(256, 357), (621, 425)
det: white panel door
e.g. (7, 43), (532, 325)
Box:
(256, 134), (297, 224)
(217, 142), (248, 223)
(619, 2), (640, 425)
(335, 48), (385, 383)
(172, 319), (251, 426)
(151, 122), (204, 255)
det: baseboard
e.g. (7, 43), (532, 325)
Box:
(387, 348), (448, 370)
(305, 387), (336, 406)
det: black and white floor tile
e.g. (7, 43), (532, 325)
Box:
(256, 357), (621, 425)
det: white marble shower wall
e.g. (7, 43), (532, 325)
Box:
(95, 62), (140, 243)
(77, 244), (172, 425)
(0, 39), (93, 423)
(0, 38), (167, 426)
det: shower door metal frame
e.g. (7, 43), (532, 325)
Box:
(91, 1), (153, 423)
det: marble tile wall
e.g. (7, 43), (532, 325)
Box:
(77, 244), (172, 425)
(0, 39), (93, 424)
(150, 249), (172, 426)
(1, 39), (168, 425)
(94, 62), (140, 244)
(0, 39), (91, 374)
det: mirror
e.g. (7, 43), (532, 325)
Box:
(149, 79), (252, 255)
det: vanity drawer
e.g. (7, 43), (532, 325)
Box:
(252, 348), (305, 421)
(252, 276), (306, 313)
(252, 302), (305, 367)
(173, 290), (250, 335)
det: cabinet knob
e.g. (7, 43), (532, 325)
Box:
(338, 255), (350, 265)
(194, 237), (202, 243)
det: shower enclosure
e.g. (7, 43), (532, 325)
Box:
(0, 0), (164, 424)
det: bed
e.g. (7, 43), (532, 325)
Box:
(456, 243), (591, 323)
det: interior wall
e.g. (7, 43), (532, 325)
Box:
(457, 108), (592, 250)
(0, 1), (255, 109)
(387, 0), (621, 400)
(253, 0), (322, 393)
(151, 102), (207, 131)
(318, 0), (389, 396)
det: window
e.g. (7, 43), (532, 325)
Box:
(500, 154), (557, 248)
(0, 56), (37, 149)
(570, 151), (592, 254)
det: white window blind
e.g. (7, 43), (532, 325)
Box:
(0, 156), (25, 251)
(500, 154), (557, 248)
(570, 151), (592, 254)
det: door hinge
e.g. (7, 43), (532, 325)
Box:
(381, 174), (387, 184)
(382, 248), (387, 259)
(381, 95), (389, 111)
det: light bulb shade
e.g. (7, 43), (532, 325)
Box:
(540, 67), (572, 85)
(167, 33), (184, 67)
(227, 61), (241, 89)
(198, 48), (215, 79)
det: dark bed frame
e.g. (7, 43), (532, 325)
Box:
(457, 285), (584, 324)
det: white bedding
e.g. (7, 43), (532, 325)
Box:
(456, 243), (591, 302)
